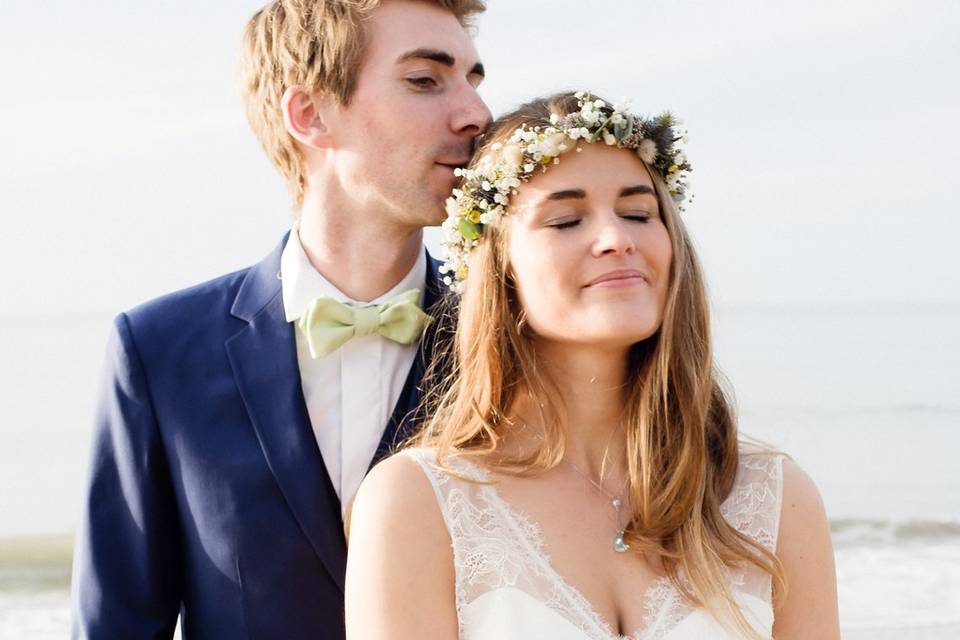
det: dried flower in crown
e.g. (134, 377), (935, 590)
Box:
(439, 92), (693, 293)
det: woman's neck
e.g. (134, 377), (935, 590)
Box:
(514, 340), (633, 479)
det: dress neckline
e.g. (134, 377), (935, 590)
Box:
(449, 454), (687, 640)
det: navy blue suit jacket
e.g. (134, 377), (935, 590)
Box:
(71, 234), (444, 639)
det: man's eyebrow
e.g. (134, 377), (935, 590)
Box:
(546, 189), (586, 201)
(396, 47), (485, 77)
(620, 185), (656, 197)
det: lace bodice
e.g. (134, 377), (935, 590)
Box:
(402, 448), (784, 640)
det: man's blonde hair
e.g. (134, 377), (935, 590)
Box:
(240, 0), (486, 210)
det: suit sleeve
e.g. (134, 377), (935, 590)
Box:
(71, 312), (183, 639)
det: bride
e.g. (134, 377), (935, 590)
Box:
(344, 91), (840, 639)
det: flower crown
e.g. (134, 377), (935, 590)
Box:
(439, 92), (692, 292)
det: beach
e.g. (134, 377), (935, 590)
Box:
(1, 305), (958, 635)
(4, 524), (960, 639)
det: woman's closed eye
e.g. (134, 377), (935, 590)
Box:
(406, 76), (439, 90)
(547, 218), (581, 230)
(549, 213), (651, 230)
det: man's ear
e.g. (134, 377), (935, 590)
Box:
(281, 85), (333, 149)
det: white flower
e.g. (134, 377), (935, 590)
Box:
(593, 99), (606, 108)
(603, 132), (617, 145)
(582, 109), (600, 124)
(611, 113), (625, 125)
(638, 139), (658, 164)
(475, 156), (496, 180)
(443, 276), (452, 286)
(541, 132), (566, 157)
(575, 91), (585, 99)
(674, 151), (687, 166)
(549, 113), (560, 125)
(568, 128), (583, 141)
(445, 198), (460, 218)
(523, 163), (535, 173)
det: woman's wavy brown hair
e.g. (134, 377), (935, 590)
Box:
(412, 91), (786, 637)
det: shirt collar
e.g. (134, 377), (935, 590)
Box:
(280, 223), (427, 323)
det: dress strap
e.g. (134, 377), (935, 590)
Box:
(721, 453), (785, 553)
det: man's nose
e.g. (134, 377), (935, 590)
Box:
(451, 85), (492, 138)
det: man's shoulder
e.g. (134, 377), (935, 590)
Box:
(117, 262), (266, 359)
(125, 266), (251, 326)
(122, 234), (288, 340)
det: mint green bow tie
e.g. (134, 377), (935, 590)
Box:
(297, 289), (431, 358)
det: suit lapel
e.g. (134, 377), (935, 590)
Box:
(370, 250), (448, 466)
(226, 234), (347, 592)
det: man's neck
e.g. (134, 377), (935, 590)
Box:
(297, 195), (424, 303)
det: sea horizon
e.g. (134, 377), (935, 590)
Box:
(2, 303), (958, 635)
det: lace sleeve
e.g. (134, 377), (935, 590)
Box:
(718, 452), (785, 612)
(721, 453), (785, 552)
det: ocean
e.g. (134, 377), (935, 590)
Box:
(1, 305), (958, 637)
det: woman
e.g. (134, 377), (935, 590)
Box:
(345, 92), (839, 639)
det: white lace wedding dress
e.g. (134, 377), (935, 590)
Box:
(402, 448), (784, 640)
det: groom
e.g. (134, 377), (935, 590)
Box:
(70, 0), (489, 638)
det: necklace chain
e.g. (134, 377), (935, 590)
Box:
(563, 459), (631, 554)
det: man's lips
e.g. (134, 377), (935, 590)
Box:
(585, 269), (649, 288)
(435, 158), (470, 171)
(435, 164), (467, 174)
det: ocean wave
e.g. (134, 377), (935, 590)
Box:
(831, 518), (960, 546)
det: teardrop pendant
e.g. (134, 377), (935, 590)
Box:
(613, 530), (630, 553)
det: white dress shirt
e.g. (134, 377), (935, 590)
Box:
(280, 224), (426, 520)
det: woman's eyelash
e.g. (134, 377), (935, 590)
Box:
(551, 213), (650, 229)
(407, 77), (438, 88)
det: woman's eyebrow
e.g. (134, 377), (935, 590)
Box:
(620, 185), (655, 197)
(546, 189), (587, 201)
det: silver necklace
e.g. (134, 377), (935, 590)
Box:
(564, 459), (631, 553)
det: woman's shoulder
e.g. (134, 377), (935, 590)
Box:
(728, 446), (830, 552)
(347, 449), (449, 542)
(345, 460), (460, 637)
(776, 456), (831, 550)
(734, 446), (826, 528)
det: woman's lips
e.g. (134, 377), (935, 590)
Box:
(585, 269), (649, 288)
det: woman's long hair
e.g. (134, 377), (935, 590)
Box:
(412, 92), (786, 637)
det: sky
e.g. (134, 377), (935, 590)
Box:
(1, 0), (958, 316)
(1, 1), (960, 541)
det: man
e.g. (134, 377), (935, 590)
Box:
(70, 0), (490, 637)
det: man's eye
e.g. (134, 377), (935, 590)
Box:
(407, 77), (438, 89)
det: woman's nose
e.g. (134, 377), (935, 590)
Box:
(592, 214), (636, 257)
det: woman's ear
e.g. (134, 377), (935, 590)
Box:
(281, 85), (333, 149)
